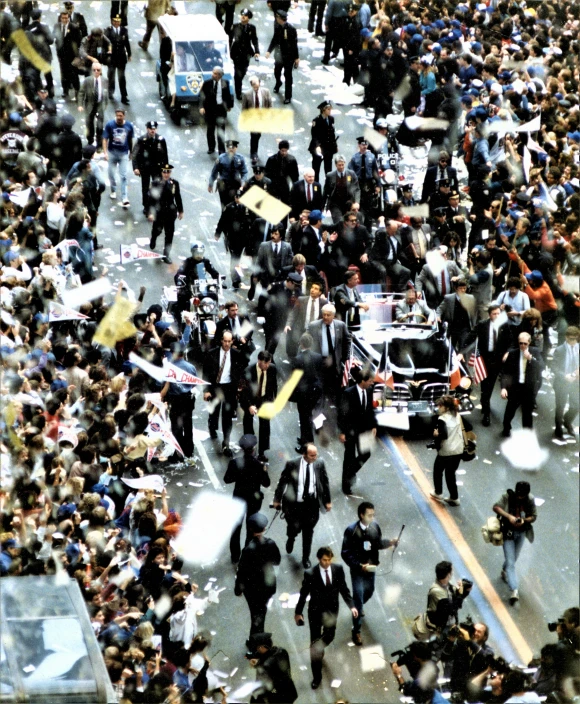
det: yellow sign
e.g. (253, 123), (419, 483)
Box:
(258, 369), (303, 420)
(239, 185), (291, 224)
(93, 297), (138, 348)
(12, 29), (52, 74)
(238, 108), (294, 135)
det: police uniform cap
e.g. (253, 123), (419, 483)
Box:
(247, 512), (268, 533)
(317, 100), (332, 111)
(235, 188), (244, 197)
(287, 272), (304, 284)
(515, 192), (531, 205)
(162, 164), (174, 170)
(275, 9), (288, 20)
(385, 42), (393, 50)
(347, 3), (357, 11)
(253, 164), (265, 173)
(433, 206), (447, 216)
(146, 120), (158, 129)
(448, 191), (459, 198)
(409, 55), (420, 63)
(401, 182), (413, 191)
(356, 136), (368, 145)
(64, 1), (74, 6)
(112, 14), (122, 21)
(240, 8), (253, 18)
(226, 139), (239, 148)
(240, 434), (258, 450)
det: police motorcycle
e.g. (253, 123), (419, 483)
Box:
(161, 241), (226, 357)
(375, 114), (405, 211)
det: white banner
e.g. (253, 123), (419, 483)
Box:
(61, 277), (112, 309)
(120, 244), (164, 264)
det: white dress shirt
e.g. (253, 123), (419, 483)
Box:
(218, 349), (232, 384)
(297, 457), (317, 502)
(320, 566), (332, 584)
(519, 352), (527, 384)
(305, 296), (319, 328)
(320, 321), (336, 357)
(215, 79), (223, 106)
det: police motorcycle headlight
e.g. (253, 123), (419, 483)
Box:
(200, 297), (216, 314)
(384, 169), (397, 185)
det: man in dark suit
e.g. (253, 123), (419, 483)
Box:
(500, 331), (545, 436)
(257, 272), (303, 356)
(77, 63), (109, 146)
(230, 8), (260, 100)
(436, 279), (477, 353)
(552, 326), (579, 439)
(476, 304), (512, 426)
(240, 351), (278, 461)
(234, 512), (281, 640)
(291, 333), (325, 452)
(366, 219), (411, 291)
(105, 14), (131, 105)
(339, 368), (378, 495)
(290, 169), (324, 220)
(215, 189), (252, 288)
(214, 301), (255, 361)
(420, 151), (459, 203)
(53, 11), (81, 99)
(203, 330), (245, 456)
(341, 501), (399, 646)
(333, 270), (369, 329)
(323, 155), (361, 223)
(224, 434), (271, 563)
(285, 281), (327, 359)
(265, 140), (299, 205)
(309, 303), (351, 400)
(265, 9), (299, 104)
(24, 9), (55, 98)
(273, 444), (332, 568)
(416, 247), (463, 310)
(199, 66), (234, 155)
(445, 190), (468, 248)
(255, 224), (293, 288)
(295, 546), (358, 690)
(289, 210), (325, 267)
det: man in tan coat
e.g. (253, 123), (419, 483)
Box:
(241, 76), (272, 161)
(139, 0), (171, 51)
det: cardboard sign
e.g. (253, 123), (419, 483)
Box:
(239, 185), (291, 224)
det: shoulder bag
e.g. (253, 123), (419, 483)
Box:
(459, 415), (477, 462)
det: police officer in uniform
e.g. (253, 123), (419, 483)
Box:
(132, 120), (168, 213)
(230, 8), (260, 100)
(224, 435), (271, 563)
(234, 512), (282, 640)
(265, 9), (299, 105)
(348, 137), (380, 226)
(104, 14), (131, 105)
(215, 188), (252, 288)
(242, 163), (272, 195)
(309, 100), (338, 183)
(322, 0), (349, 65)
(209, 139), (249, 211)
(148, 163), (183, 264)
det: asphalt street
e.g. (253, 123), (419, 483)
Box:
(45, 1), (580, 701)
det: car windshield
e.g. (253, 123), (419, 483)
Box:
(174, 40), (226, 72)
(385, 336), (449, 371)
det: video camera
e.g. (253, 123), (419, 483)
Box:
(547, 618), (565, 633)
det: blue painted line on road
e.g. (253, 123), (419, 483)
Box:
(380, 435), (520, 664)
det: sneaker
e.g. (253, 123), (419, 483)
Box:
(430, 492), (444, 503)
(444, 497), (461, 506)
(110, 191), (117, 200)
(501, 570), (507, 583)
(122, 199), (130, 207)
(509, 589), (519, 605)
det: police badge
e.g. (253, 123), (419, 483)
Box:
(186, 72), (203, 96)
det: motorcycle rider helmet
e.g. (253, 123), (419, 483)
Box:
(190, 241), (205, 261)
(375, 118), (388, 129)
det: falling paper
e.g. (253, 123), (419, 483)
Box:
(534, 498), (545, 506)
(331, 679), (342, 688)
(313, 413), (326, 430)
(360, 644), (386, 672)
(61, 277), (112, 309)
(501, 428), (549, 470)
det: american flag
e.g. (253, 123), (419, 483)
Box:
(342, 346), (354, 387)
(469, 349), (488, 385)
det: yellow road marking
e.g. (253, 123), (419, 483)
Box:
(394, 437), (533, 664)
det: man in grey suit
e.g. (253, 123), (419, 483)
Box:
(436, 278), (477, 353)
(241, 76), (272, 160)
(395, 288), (434, 323)
(273, 444), (332, 569)
(308, 303), (351, 400)
(333, 270), (369, 329)
(323, 154), (361, 223)
(416, 246), (462, 310)
(256, 224), (293, 288)
(78, 62), (109, 145)
(552, 326), (579, 439)
(285, 280), (327, 359)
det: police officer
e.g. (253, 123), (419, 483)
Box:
(230, 8), (260, 100)
(148, 163), (183, 264)
(105, 14), (131, 105)
(215, 189), (252, 288)
(243, 163), (272, 195)
(309, 100), (338, 182)
(322, 0), (349, 65)
(265, 9), (299, 105)
(234, 512), (282, 640)
(348, 137), (380, 226)
(224, 435), (271, 563)
(208, 139), (249, 211)
(132, 120), (168, 213)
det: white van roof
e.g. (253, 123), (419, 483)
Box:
(157, 13), (229, 43)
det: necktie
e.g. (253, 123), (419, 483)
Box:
(309, 299), (316, 324)
(254, 91), (259, 108)
(213, 80), (217, 96)
(361, 152), (366, 179)
(522, 354), (527, 379)
(493, 328), (497, 350)
(258, 370), (264, 398)
(441, 270), (447, 295)
(307, 184), (312, 203)
(275, 243), (279, 256)
(326, 324), (334, 357)
(304, 463), (312, 499)
(325, 569), (331, 587)
(216, 351), (227, 383)
(361, 389), (366, 410)
(95, 78), (99, 100)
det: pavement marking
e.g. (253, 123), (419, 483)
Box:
(193, 437), (222, 490)
(392, 436), (533, 665)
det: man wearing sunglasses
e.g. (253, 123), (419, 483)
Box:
(420, 151), (459, 204)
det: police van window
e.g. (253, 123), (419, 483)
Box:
(191, 40), (225, 71)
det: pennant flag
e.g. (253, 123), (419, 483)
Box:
(375, 341), (394, 388)
(93, 297), (138, 348)
(468, 351), (488, 385)
(120, 243), (164, 264)
(146, 415), (184, 457)
(258, 369), (303, 420)
(61, 277), (112, 309)
(163, 360), (209, 385)
(48, 301), (89, 322)
(516, 115), (541, 133)
(129, 352), (167, 383)
(54, 239), (80, 252)
(238, 108), (294, 135)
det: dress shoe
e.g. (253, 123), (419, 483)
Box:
(273, 84), (281, 94)
(93, 243), (103, 250)
(138, 41), (148, 50)
(236, 94), (242, 100)
(554, 429), (565, 440)
(222, 445), (233, 458)
(311, 679), (321, 690)
(565, 425), (577, 437)
(430, 492), (444, 503)
(321, 58), (330, 65)
(482, 414), (490, 427)
(207, 148), (215, 154)
(502, 428), (511, 437)
(285, 537), (294, 554)
(121, 98), (130, 105)
(509, 589), (519, 605)
(302, 558), (311, 569)
(209, 429), (218, 439)
(352, 632), (363, 646)
(284, 98), (291, 104)
(164, 255), (173, 264)
(150, 240), (157, 250)
(444, 497), (461, 507)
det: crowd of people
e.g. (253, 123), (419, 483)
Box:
(0, 0), (579, 702)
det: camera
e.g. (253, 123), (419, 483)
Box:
(461, 578), (474, 593)
(426, 440), (437, 450)
(484, 654), (510, 674)
(548, 618), (564, 632)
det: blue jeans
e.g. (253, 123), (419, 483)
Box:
(351, 570), (375, 634)
(108, 151), (129, 200)
(501, 531), (526, 590)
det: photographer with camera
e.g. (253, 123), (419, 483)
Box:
(440, 620), (496, 700)
(549, 607), (580, 699)
(246, 632), (298, 704)
(391, 641), (446, 703)
(425, 561), (472, 648)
